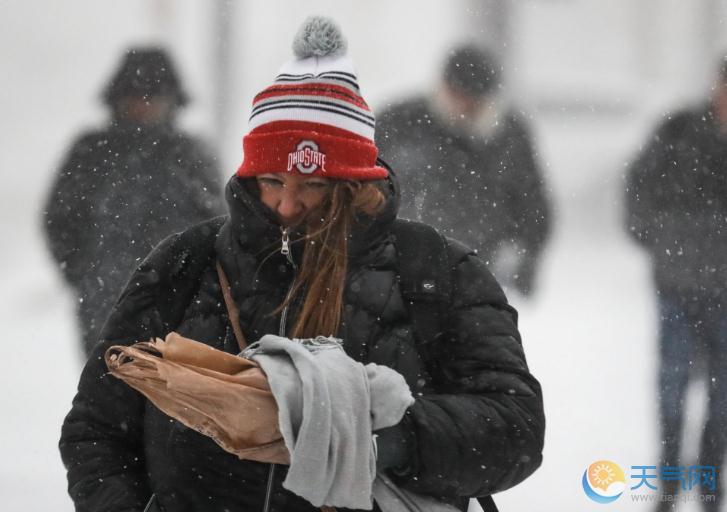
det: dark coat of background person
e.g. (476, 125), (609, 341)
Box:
(59, 174), (545, 512)
(43, 48), (224, 356)
(625, 105), (727, 296)
(376, 46), (551, 297)
(625, 61), (727, 509)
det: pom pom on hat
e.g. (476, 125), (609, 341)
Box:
(292, 16), (348, 59)
(237, 16), (387, 181)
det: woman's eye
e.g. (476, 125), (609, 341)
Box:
(259, 177), (283, 187)
(306, 181), (329, 189)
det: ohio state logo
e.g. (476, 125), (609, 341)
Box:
(287, 140), (327, 174)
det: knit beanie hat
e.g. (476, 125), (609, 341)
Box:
(237, 16), (388, 181)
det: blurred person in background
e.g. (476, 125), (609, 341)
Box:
(625, 56), (727, 511)
(376, 44), (551, 297)
(42, 47), (224, 357)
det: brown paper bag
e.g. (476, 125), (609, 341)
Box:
(105, 332), (289, 464)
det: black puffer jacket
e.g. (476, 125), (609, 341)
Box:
(43, 122), (223, 354)
(59, 174), (544, 512)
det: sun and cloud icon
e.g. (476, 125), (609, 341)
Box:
(582, 460), (627, 503)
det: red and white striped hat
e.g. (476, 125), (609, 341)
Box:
(237, 17), (388, 181)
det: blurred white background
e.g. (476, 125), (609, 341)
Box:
(3, 1), (727, 510)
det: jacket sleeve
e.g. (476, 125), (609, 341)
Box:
(60, 338), (150, 512)
(183, 136), (226, 219)
(42, 134), (100, 287)
(500, 117), (551, 296)
(624, 114), (688, 248)
(394, 240), (545, 498)
(374, 101), (430, 222)
(59, 235), (181, 512)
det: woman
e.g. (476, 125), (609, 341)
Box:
(59, 17), (544, 512)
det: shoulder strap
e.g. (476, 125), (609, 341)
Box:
(392, 219), (499, 512)
(478, 496), (498, 512)
(216, 261), (248, 352)
(392, 218), (452, 346)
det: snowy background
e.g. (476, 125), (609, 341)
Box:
(3, 1), (727, 510)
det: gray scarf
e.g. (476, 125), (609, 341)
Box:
(245, 335), (459, 511)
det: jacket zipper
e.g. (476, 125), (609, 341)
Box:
(278, 228), (296, 334)
(262, 227), (297, 512)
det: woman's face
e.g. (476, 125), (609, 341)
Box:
(256, 172), (331, 227)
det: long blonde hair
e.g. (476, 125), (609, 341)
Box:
(278, 180), (385, 338)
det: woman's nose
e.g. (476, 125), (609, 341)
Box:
(276, 189), (304, 221)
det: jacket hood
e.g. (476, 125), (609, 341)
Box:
(103, 47), (189, 107)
